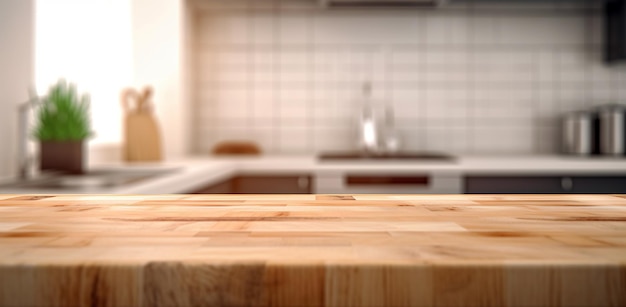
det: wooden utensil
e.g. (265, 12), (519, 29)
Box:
(121, 86), (162, 161)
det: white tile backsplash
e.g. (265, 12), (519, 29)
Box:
(194, 2), (625, 155)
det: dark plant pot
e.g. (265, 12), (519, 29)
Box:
(40, 141), (86, 174)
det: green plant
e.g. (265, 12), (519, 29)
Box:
(33, 80), (92, 141)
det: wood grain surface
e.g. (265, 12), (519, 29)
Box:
(0, 194), (625, 307)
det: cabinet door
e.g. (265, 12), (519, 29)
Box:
(234, 175), (313, 194)
(465, 175), (626, 194)
(465, 176), (563, 194)
(570, 176), (626, 193)
(190, 178), (234, 194)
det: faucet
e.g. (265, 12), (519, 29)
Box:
(381, 104), (399, 154)
(17, 95), (42, 180)
(359, 81), (380, 155)
(358, 81), (401, 155)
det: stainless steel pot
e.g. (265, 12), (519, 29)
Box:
(598, 104), (626, 156)
(562, 111), (594, 155)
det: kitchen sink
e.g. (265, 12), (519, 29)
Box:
(0, 167), (180, 190)
(318, 151), (456, 161)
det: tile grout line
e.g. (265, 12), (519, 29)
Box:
(247, 1), (254, 134)
(308, 9), (315, 153)
(420, 13), (429, 150)
(274, 0), (281, 153)
(467, 2), (476, 154)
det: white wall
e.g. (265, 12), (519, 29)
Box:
(132, 0), (192, 159)
(0, 0), (34, 178)
(195, 1), (626, 155)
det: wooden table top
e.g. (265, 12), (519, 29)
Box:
(1, 194), (625, 307)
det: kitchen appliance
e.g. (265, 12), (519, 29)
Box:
(598, 104), (626, 156)
(318, 151), (455, 161)
(562, 105), (626, 157)
(317, 149), (458, 193)
(0, 167), (180, 190)
(314, 170), (462, 194)
(605, 0), (626, 64)
(319, 0), (445, 8)
(562, 111), (595, 155)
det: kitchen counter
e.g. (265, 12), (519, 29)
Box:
(0, 194), (625, 306)
(4, 155), (626, 194)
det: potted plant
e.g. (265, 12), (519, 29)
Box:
(33, 80), (92, 174)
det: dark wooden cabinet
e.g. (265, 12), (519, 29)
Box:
(465, 175), (626, 194)
(234, 175), (312, 194)
(191, 174), (313, 194)
(191, 178), (234, 194)
(567, 176), (626, 193)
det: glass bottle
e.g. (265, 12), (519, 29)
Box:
(382, 103), (401, 154)
(359, 82), (379, 155)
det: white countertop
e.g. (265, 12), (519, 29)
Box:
(3, 154), (626, 194)
(231, 155), (626, 173)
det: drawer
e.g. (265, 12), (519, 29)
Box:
(465, 175), (626, 194)
(465, 176), (563, 194)
(570, 176), (626, 193)
(234, 175), (313, 194)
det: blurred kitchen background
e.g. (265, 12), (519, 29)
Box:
(194, 0), (614, 155)
(2, 0), (626, 194)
